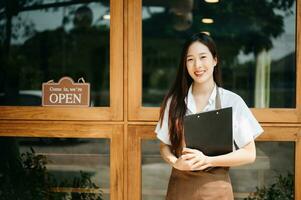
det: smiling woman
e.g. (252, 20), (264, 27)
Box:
(155, 32), (263, 200)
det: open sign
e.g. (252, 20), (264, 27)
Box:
(42, 77), (90, 107)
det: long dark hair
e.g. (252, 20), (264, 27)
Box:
(159, 32), (222, 156)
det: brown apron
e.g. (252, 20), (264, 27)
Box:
(166, 167), (234, 200)
(166, 86), (234, 200)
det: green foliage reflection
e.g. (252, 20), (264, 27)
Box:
(0, 147), (104, 200)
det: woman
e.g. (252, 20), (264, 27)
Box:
(155, 32), (264, 200)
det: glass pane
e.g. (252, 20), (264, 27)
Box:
(0, 1), (110, 106)
(141, 140), (294, 200)
(230, 142), (294, 200)
(142, 0), (296, 108)
(0, 137), (110, 200)
(141, 140), (171, 200)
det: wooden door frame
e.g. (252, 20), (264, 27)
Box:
(126, 1), (301, 200)
(0, 0), (124, 121)
(1, 0), (301, 200)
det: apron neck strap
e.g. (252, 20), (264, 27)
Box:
(215, 85), (238, 149)
(215, 84), (222, 110)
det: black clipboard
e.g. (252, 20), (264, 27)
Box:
(184, 107), (233, 156)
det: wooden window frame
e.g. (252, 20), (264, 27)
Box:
(127, 125), (301, 200)
(0, 0), (124, 121)
(0, 122), (124, 200)
(127, 0), (301, 123)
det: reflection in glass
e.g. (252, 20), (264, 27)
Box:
(142, 0), (296, 108)
(141, 140), (171, 200)
(0, 137), (110, 199)
(0, 1), (110, 106)
(230, 142), (294, 200)
(141, 140), (294, 200)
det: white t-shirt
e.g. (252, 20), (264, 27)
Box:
(155, 84), (264, 149)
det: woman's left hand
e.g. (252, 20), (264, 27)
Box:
(182, 148), (212, 171)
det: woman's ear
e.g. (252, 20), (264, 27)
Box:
(213, 57), (218, 67)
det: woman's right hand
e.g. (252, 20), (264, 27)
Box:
(172, 156), (192, 171)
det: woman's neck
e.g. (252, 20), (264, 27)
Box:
(192, 79), (215, 97)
